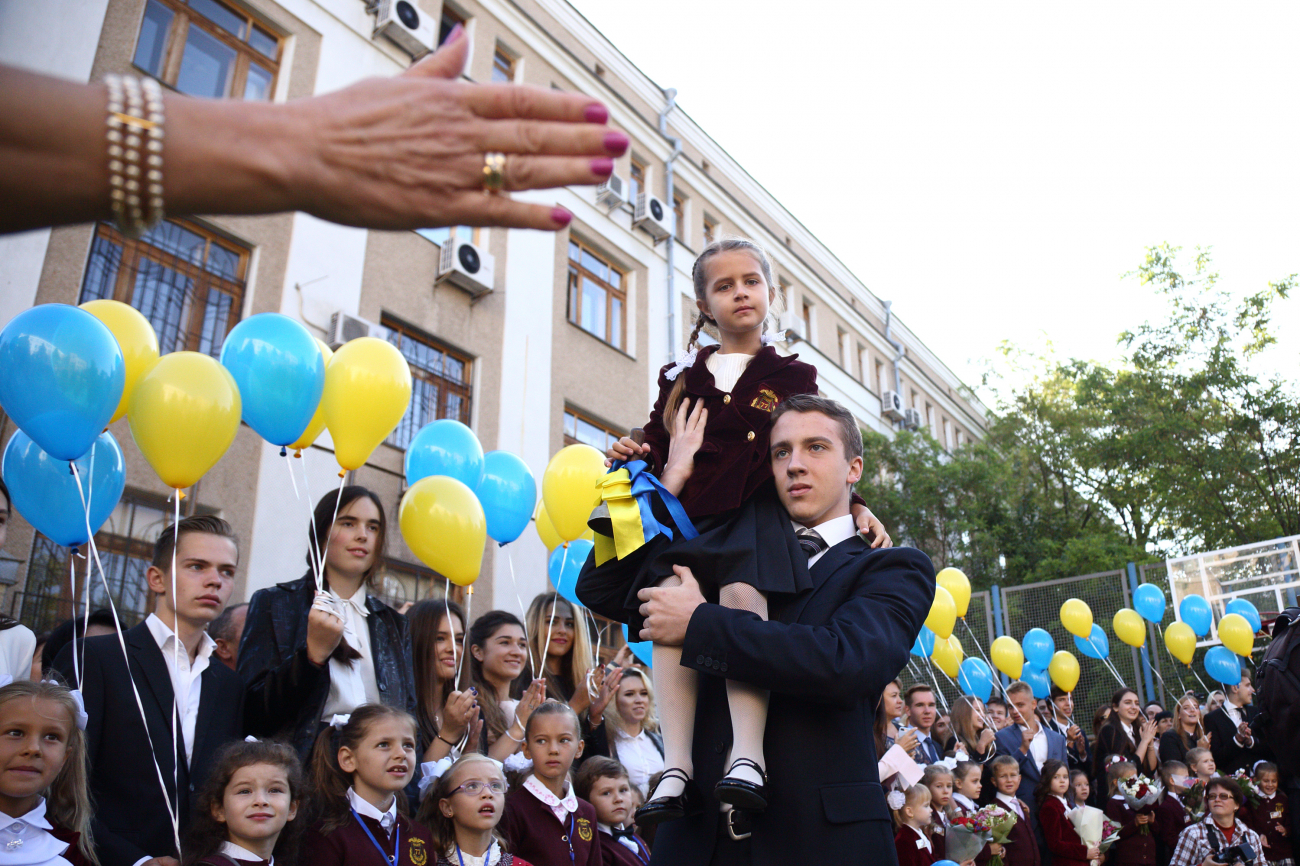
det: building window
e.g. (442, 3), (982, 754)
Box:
(491, 47), (515, 82)
(800, 299), (813, 343)
(943, 418), (953, 451)
(564, 408), (621, 452)
(628, 157), (646, 206)
(378, 558), (464, 610)
(415, 225), (480, 247)
(857, 344), (868, 384)
(875, 359), (886, 394)
(703, 215), (718, 247)
(837, 327), (851, 369)
(672, 192), (686, 242)
(438, 6), (466, 46)
(79, 219), (247, 357)
(382, 318), (473, 450)
(567, 239), (627, 350)
(133, 0), (281, 100)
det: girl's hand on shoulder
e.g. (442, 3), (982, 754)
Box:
(851, 505), (893, 549)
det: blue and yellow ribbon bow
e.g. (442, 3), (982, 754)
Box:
(592, 460), (697, 565)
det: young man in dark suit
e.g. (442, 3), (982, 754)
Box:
(996, 680), (1069, 820)
(55, 515), (246, 866)
(579, 393), (934, 866)
(1204, 671), (1268, 774)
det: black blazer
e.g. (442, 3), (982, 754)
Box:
(1203, 704), (1268, 774)
(580, 532), (934, 865)
(237, 573), (417, 759)
(54, 621), (245, 866)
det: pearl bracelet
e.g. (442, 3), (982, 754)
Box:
(105, 74), (165, 237)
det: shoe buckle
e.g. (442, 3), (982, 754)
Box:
(725, 807), (752, 841)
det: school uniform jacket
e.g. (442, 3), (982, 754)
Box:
(597, 828), (650, 866)
(995, 723), (1069, 821)
(1203, 705), (1269, 776)
(581, 531), (934, 866)
(989, 798), (1041, 866)
(53, 622), (245, 866)
(1105, 797), (1159, 866)
(896, 825), (937, 866)
(1243, 793), (1292, 862)
(501, 786), (602, 866)
(1039, 796), (1090, 866)
(1155, 794), (1192, 861)
(300, 812), (436, 866)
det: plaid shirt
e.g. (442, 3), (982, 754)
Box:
(1169, 816), (1266, 866)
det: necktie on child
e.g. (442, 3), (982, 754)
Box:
(796, 527), (828, 560)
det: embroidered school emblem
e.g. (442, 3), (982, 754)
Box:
(577, 816), (594, 842)
(751, 388), (779, 412)
(409, 837), (428, 866)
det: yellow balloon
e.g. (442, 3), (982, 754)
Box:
(926, 585), (957, 640)
(80, 299), (159, 424)
(1060, 598), (1093, 638)
(399, 475), (486, 586)
(1218, 613), (1255, 657)
(542, 444), (607, 542)
(1113, 608), (1147, 648)
(1164, 621), (1196, 665)
(990, 635), (1025, 679)
(322, 337), (411, 471)
(288, 338), (334, 453)
(535, 501), (592, 551)
(932, 634), (963, 678)
(128, 352), (241, 490)
(1048, 650), (1080, 693)
(936, 567), (972, 618)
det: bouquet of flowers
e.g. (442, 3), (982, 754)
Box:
(1184, 779), (1206, 818)
(951, 804), (1016, 866)
(1229, 770), (1262, 807)
(1118, 775), (1164, 834)
(1069, 806), (1123, 866)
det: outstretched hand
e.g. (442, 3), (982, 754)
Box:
(637, 564), (704, 646)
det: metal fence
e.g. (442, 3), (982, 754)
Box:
(902, 589), (997, 711)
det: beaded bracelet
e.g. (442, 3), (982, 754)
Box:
(105, 73), (165, 237)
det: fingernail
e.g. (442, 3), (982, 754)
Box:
(585, 103), (609, 124)
(603, 131), (630, 155)
(551, 207), (572, 227)
(444, 23), (464, 45)
(591, 158), (614, 177)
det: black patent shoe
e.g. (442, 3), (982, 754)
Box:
(714, 758), (768, 811)
(634, 768), (701, 826)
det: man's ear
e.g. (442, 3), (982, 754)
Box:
(846, 455), (863, 486)
(145, 564), (168, 598)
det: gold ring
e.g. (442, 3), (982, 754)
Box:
(482, 152), (506, 194)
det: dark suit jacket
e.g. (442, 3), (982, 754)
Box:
(995, 722), (1069, 816)
(580, 531), (934, 866)
(1203, 704), (1267, 775)
(237, 573), (417, 759)
(54, 621), (245, 866)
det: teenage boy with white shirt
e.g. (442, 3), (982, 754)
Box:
(995, 681), (1067, 819)
(56, 515), (246, 866)
(1204, 671), (1269, 774)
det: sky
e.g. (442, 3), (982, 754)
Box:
(567, 1), (1300, 400)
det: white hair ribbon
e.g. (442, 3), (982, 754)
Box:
(503, 753), (533, 774)
(329, 714), (351, 729)
(663, 348), (698, 382)
(67, 688), (89, 731)
(887, 789), (907, 810)
(245, 735), (260, 743)
(418, 757), (455, 799)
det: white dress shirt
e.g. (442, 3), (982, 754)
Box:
(1025, 722), (1048, 771)
(793, 513), (857, 567)
(320, 586), (380, 721)
(347, 786), (396, 832)
(1223, 699), (1255, 746)
(997, 791), (1026, 820)
(144, 612), (215, 764)
(523, 774), (579, 825)
(705, 351), (755, 394)
(220, 841), (273, 863)
(597, 823), (643, 855)
(1054, 794), (1074, 813)
(614, 726), (664, 798)
(953, 792), (978, 813)
(0, 798), (74, 866)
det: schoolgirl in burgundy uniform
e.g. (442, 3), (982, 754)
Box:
(300, 704), (435, 866)
(1154, 761), (1192, 866)
(583, 237), (887, 823)
(418, 753), (533, 866)
(181, 740), (303, 866)
(1245, 762), (1293, 866)
(893, 784), (938, 866)
(501, 703), (601, 866)
(1034, 759), (1097, 866)
(574, 757), (649, 866)
(1104, 761), (1158, 866)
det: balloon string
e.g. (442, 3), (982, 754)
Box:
(583, 604), (602, 701)
(284, 447), (301, 502)
(922, 654), (950, 713)
(1085, 635), (1129, 688)
(444, 577), (457, 698)
(68, 462), (181, 856)
(296, 456), (324, 586)
(82, 444), (96, 676)
(504, 549), (535, 678)
(314, 473), (346, 593)
(540, 544), (566, 680)
(455, 586), (473, 692)
(169, 490), (182, 861)
(960, 618), (1016, 706)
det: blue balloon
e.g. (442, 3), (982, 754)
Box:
(1023, 628), (1056, 669)
(219, 313), (323, 447)
(1133, 583), (1167, 624)
(911, 625), (936, 657)
(1225, 599), (1262, 634)
(1022, 664), (1052, 699)
(622, 623), (653, 668)
(1205, 645), (1242, 686)
(934, 860), (960, 866)
(476, 451), (537, 545)
(405, 419), (484, 489)
(548, 539), (593, 607)
(958, 658), (994, 703)
(1074, 623), (1110, 660)
(1180, 594), (1213, 637)
(0, 304), (125, 461)
(2, 430), (125, 548)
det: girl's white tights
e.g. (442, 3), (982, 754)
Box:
(648, 577), (769, 802)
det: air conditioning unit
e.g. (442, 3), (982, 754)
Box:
(881, 389), (905, 422)
(437, 237), (495, 299)
(633, 192), (672, 240)
(595, 174), (626, 208)
(373, 0), (435, 57)
(902, 407), (923, 430)
(777, 310), (805, 343)
(328, 311), (385, 348)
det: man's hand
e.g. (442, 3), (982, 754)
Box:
(1019, 724), (1033, 755)
(895, 728), (920, 756)
(637, 565), (705, 646)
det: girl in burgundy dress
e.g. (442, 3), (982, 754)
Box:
(181, 740), (303, 866)
(893, 784), (937, 866)
(301, 704), (435, 866)
(419, 754), (532, 866)
(1035, 759), (1098, 866)
(1104, 761), (1157, 866)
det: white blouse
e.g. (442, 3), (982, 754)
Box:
(614, 726), (665, 798)
(0, 799), (74, 866)
(706, 352), (755, 394)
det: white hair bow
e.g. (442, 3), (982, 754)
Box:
(419, 757), (455, 799)
(664, 348), (698, 382)
(887, 789), (907, 810)
(67, 688), (89, 731)
(329, 714), (351, 729)
(503, 753), (533, 775)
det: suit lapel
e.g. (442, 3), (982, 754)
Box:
(783, 535), (867, 623)
(127, 622), (180, 774)
(191, 664), (218, 775)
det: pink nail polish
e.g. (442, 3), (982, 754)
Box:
(443, 23), (464, 45)
(551, 207), (572, 227)
(603, 131), (630, 155)
(585, 104), (609, 124)
(591, 158), (614, 177)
